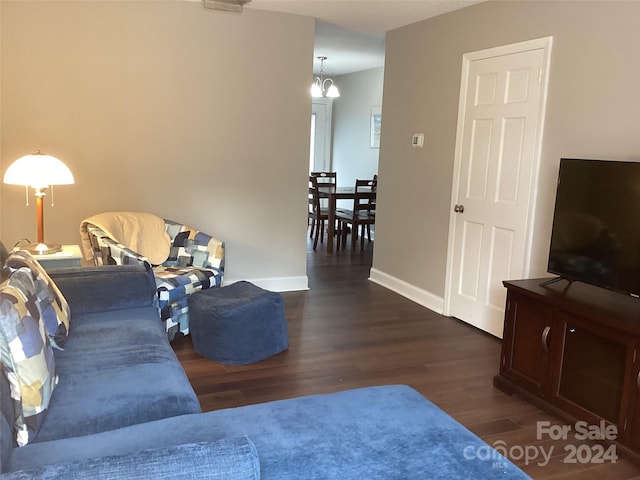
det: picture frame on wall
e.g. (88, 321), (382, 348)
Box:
(370, 106), (381, 148)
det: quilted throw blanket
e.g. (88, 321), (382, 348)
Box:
(80, 212), (171, 265)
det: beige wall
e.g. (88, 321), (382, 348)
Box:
(373, 1), (640, 300)
(1, 1), (314, 289)
(332, 67), (384, 187)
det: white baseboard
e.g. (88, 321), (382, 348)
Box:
(369, 268), (445, 314)
(223, 276), (309, 292)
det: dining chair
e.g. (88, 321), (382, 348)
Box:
(310, 171), (337, 185)
(365, 174), (378, 238)
(370, 174), (378, 214)
(310, 171), (337, 210)
(308, 175), (330, 250)
(336, 178), (377, 250)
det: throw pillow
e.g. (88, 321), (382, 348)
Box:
(0, 268), (58, 446)
(5, 250), (71, 349)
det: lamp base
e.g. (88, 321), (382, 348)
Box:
(22, 243), (63, 256)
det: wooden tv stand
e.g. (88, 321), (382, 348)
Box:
(494, 278), (640, 460)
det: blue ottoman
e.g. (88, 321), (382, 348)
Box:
(188, 281), (289, 365)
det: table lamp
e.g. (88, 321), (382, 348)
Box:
(3, 150), (75, 255)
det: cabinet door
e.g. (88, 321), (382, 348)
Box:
(552, 311), (633, 429)
(625, 354), (640, 449)
(500, 291), (554, 396)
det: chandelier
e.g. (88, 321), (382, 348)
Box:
(311, 56), (340, 98)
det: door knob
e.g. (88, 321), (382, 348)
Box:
(454, 204), (465, 213)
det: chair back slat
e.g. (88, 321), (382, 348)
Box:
(310, 171), (337, 183)
(310, 172), (336, 209)
(308, 175), (332, 250)
(354, 178), (377, 216)
(308, 176), (321, 214)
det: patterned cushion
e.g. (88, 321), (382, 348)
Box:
(155, 266), (223, 341)
(163, 221), (225, 270)
(5, 251), (71, 350)
(163, 296), (190, 341)
(0, 268), (57, 446)
(155, 266), (223, 308)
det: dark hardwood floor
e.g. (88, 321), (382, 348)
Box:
(172, 237), (640, 479)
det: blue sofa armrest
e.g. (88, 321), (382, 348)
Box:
(48, 266), (158, 315)
(1, 437), (260, 480)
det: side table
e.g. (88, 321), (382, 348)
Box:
(30, 244), (83, 271)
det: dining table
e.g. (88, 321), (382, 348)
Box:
(316, 185), (374, 253)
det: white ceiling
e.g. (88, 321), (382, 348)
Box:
(246, 0), (486, 75)
(311, 20), (386, 76)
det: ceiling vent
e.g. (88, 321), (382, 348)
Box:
(203, 0), (251, 13)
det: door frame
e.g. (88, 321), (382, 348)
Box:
(443, 36), (554, 318)
(311, 98), (334, 173)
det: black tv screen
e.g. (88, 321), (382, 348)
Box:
(548, 158), (640, 297)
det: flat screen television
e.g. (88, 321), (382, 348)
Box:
(547, 158), (640, 297)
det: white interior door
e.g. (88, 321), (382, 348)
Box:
(445, 37), (553, 338)
(310, 100), (333, 173)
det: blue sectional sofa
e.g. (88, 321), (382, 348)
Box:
(0, 253), (530, 479)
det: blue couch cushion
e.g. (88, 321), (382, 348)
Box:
(10, 385), (529, 479)
(3, 437), (259, 480)
(32, 306), (200, 443)
(48, 266), (157, 316)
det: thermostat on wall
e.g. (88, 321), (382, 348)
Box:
(411, 133), (424, 148)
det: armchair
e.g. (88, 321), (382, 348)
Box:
(80, 212), (224, 340)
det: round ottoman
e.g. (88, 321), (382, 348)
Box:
(188, 281), (289, 365)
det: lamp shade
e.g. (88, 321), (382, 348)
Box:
(311, 82), (323, 97)
(325, 84), (340, 98)
(3, 153), (74, 189)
